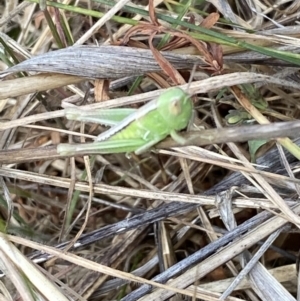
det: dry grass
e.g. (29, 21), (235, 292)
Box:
(1, 0), (300, 300)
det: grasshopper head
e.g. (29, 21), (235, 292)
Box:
(157, 87), (193, 131)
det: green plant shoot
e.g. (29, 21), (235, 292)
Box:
(57, 87), (193, 156)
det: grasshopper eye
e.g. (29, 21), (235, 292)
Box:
(169, 98), (182, 115)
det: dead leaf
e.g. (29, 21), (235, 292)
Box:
(200, 12), (220, 29)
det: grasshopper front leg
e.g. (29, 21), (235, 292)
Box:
(170, 130), (186, 145)
(168, 110), (197, 146)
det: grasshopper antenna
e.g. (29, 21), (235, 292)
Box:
(186, 64), (198, 131)
(186, 63), (197, 95)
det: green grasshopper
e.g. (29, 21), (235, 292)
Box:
(57, 87), (193, 156)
